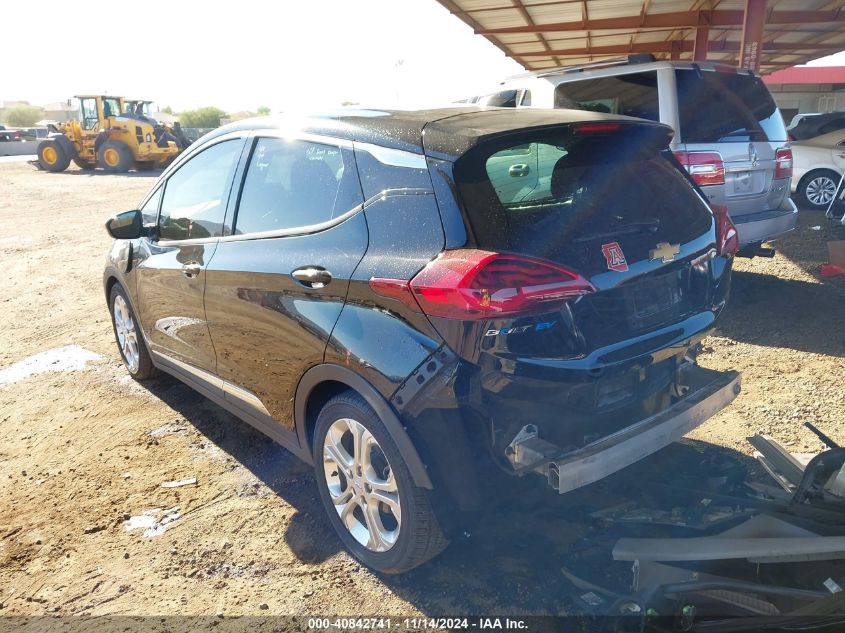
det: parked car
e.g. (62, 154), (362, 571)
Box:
(791, 129), (845, 208)
(470, 57), (797, 255)
(788, 111), (845, 142)
(103, 107), (740, 573)
(0, 128), (21, 142)
(18, 127), (49, 141)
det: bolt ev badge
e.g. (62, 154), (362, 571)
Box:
(650, 242), (681, 263)
(601, 242), (628, 272)
(485, 320), (558, 337)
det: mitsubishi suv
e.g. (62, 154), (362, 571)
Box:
(472, 57), (797, 255)
(103, 107), (741, 573)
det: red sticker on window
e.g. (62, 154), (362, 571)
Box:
(602, 242), (628, 272)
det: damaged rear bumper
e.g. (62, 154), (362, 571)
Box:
(508, 365), (741, 493)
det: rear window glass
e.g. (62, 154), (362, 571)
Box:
(554, 72), (660, 121)
(676, 69), (787, 143)
(453, 127), (712, 274)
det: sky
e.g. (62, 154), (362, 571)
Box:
(2, 0), (844, 115)
(0, 0), (523, 113)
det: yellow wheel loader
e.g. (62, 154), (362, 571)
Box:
(37, 95), (180, 173)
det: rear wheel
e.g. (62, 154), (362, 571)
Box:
(109, 284), (156, 380)
(313, 391), (447, 573)
(38, 140), (70, 172)
(72, 158), (95, 170)
(98, 141), (133, 173)
(798, 169), (840, 209)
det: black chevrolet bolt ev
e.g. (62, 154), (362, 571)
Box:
(104, 107), (741, 573)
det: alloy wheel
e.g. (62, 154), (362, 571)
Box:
(113, 294), (140, 373)
(322, 417), (401, 552)
(806, 175), (838, 207)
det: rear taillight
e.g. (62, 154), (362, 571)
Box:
(775, 147), (793, 179)
(711, 204), (739, 258)
(674, 151), (725, 186)
(369, 250), (595, 320)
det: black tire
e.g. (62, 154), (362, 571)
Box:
(798, 169), (841, 210)
(313, 391), (447, 574)
(108, 284), (157, 380)
(98, 140), (133, 173)
(37, 140), (70, 172)
(72, 158), (95, 170)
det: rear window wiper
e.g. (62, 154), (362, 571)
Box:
(574, 219), (660, 242)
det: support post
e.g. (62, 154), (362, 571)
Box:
(739, 0), (767, 72)
(693, 25), (710, 61)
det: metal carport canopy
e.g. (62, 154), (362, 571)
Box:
(436, 0), (845, 74)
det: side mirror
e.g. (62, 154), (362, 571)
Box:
(105, 210), (143, 240)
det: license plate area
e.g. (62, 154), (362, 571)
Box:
(630, 270), (685, 328)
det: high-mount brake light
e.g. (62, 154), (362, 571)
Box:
(711, 204), (739, 258)
(674, 151), (725, 187)
(572, 123), (623, 135)
(370, 250), (595, 320)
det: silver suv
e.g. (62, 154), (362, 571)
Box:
(474, 57), (797, 254)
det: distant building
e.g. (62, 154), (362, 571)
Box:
(41, 101), (77, 123)
(763, 67), (845, 123)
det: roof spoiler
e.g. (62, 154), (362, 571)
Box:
(506, 54), (657, 80)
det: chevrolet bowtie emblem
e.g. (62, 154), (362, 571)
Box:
(650, 242), (680, 263)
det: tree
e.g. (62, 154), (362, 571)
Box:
(256, 106), (271, 116)
(179, 106), (226, 128)
(161, 105), (174, 115)
(4, 105), (43, 127)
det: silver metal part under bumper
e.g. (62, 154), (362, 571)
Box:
(506, 365), (741, 494)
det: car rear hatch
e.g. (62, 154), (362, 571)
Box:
(674, 68), (791, 222)
(396, 118), (736, 453)
(427, 120), (726, 365)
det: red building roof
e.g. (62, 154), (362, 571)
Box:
(763, 66), (845, 85)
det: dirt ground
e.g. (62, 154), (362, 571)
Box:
(0, 160), (844, 619)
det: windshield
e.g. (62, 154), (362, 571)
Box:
(676, 69), (787, 143)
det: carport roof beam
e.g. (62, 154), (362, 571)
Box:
(473, 10), (845, 35)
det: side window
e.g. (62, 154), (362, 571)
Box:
(554, 72), (660, 121)
(158, 139), (242, 241)
(520, 90), (532, 106)
(477, 90), (519, 108)
(233, 137), (362, 235)
(140, 187), (162, 225)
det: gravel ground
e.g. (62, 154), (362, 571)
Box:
(0, 161), (844, 619)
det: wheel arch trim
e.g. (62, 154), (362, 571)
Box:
(295, 364), (434, 490)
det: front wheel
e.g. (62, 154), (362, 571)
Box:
(313, 391), (447, 574)
(798, 169), (841, 209)
(109, 284), (156, 380)
(38, 140), (70, 172)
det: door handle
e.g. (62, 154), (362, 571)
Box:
(181, 263), (202, 278)
(509, 163), (530, 177)
(292, 266), (332, 289)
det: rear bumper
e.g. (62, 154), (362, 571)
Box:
(507, 365), (741, 493)
(731, 198), (797, 246)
